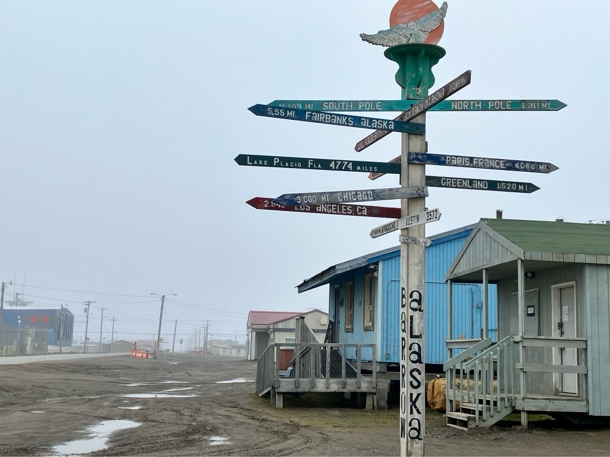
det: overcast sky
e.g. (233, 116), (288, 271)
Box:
(0, 1), (608, 348)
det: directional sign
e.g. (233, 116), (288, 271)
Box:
(408, 152), (558, 174)
(274, 186), (428, 207)
(369, 155), (401, 181)
(246, 197), (401, 219)
(354, 70), (471, 152)
(235, 154), (400, 175)
(426, 175), (539, 193)
(370, 208), (441, 238)
(269, 99), (567, 112)
(399, 235), (431, 247)
(248, 104), (424, 134)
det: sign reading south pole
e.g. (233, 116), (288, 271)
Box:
(248, 104), (425, 134)
(268, 99), (567, 112)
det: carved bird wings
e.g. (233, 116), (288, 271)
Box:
(360, 1), (448, 47)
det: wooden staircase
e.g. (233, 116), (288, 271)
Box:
(444, 336), (515, 430)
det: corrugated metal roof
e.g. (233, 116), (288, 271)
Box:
(297, 224), (475, 293)
(483, 218), (610, 256)
(247, 311), (302, 326)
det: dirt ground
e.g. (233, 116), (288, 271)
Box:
(1, 354), (609, 457)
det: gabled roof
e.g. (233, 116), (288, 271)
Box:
(446, 218), (610, 282)
(247, 311), (301, 326)
(247, 309), (327, 328)
(297, 224), (474, 293)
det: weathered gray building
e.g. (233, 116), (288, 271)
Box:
(444, 218), (610, 428)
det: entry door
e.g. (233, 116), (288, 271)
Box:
(333, 285), (341, 343)
(553, 283), (577, 395)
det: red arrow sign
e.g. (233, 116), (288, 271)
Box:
(246, 197), (400, 219)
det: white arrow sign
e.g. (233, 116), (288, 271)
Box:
(370, 208), (441, 238)
(399, 235), (432, 247)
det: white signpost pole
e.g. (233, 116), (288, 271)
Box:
(400, 109), (427, 457)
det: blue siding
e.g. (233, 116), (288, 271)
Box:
(331, 228), (498, 365)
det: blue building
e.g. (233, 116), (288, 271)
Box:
(1, 307), (74, 355)
(297, 224), (497, 373)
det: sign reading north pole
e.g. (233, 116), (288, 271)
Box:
(268, 99), (567, 112)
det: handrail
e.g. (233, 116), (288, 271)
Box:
(442, 338), (492, 372)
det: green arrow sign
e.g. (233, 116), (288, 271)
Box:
(268, 99), (567, 112)
(234, 154), (400, 175)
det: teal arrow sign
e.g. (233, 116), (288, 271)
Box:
(248, 104), (425, 135)
(234, 154), (401, 175)
(268, 99), (567, 112)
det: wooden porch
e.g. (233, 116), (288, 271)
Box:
(443, 335), (588, 429)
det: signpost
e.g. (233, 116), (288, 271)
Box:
(273, 186), (428, 207)
(246, 197), (401, 219)
(370, 208), (441, 238)
(269, 99), (567, 112)
(241, 5), (563, 456)
(248, 104), (425, 134)
(426, 175), (539, 193)
(354, 70), (471, 152)
(408, 152), (558, 173)
(235, 154), (400, 175)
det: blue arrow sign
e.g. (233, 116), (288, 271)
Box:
(409, 152), (558, 174)
(248, 104), (425, 135)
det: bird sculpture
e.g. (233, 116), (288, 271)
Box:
(360, 1), (448, 47)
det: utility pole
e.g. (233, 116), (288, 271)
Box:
(98, 307), (106, 353)
(110, 317), (117, 353)
(0, 280), (12, 344)
(172, 319), (177, 353)
(204, 320), (209, 355)
(83, 301), (95, 353)
(59, 304), (64, 354)
(151, 293), (176, 359)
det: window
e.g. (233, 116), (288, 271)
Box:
(345, 279), (354, 333)
(364, 272), (376, 331)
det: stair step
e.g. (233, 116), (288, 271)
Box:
(460, 402), (481, 414)
(446, 411), (476, 430)
(447, 423), (469, 431)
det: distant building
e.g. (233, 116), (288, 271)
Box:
(247, 309), (328, 360)
(207, 339), (246, 357)
(1, 307), (74, 356)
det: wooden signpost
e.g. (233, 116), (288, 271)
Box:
(273, 186), (428, 207)
(242, 6), (564, 455)
(370, 208), (441, 238)
(235, 154), (400, 175)
(269, 99), (567, 112)
(354, 70), (471, 152)
(246, 197), (401, 219)
(248, 104), (425, 134)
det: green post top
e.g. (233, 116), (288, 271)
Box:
(384, 43), (446, 100)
